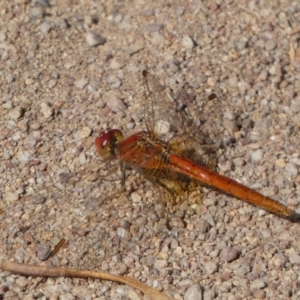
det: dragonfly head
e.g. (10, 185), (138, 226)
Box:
(95, 129), (124, 160)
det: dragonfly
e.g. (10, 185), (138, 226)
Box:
(95, 70), (300, 223)
(1, 70), (299, 268)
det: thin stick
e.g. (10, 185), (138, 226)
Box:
(0, 259), (173, 300)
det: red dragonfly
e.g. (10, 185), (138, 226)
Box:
(95, 70), (300, 223)
(1, 70), (299, 266)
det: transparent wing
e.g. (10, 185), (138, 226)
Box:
(142, 70), (226, 170)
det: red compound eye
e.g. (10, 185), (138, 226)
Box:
(95, 130), (124, 160)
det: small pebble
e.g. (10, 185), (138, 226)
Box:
(228, 76), (239, 88)
(209, 3), (219, 12)
(3, 95), (13, 104)
(220, 247), (240, 262)
(143, 9), (155, 16)
(198, 219), (211, 233)
(16, 152), (32, 163)
(289, 253), (300, 264)
(209, 249), (220, 259)
(30, 121), (41, 130)
(4, 192), (19, 202)
(184, 284), (202, 300)
(204, 262), (218, 274)
(36, 244), (52, 261)
(109, 59), (124, 70)
(275, 158), (286, 168)
(36, 0), (50, 7)
(290, 98), (300, 113)
(169, 216), (185, 228)
(207, 77), (217, 86)
(131, 192), (142, 203)
(78, 126), (92, 139)
(48, 79), (57, 89)
(105, 75), (122, 89)
(258, 70), (268, 81)
(6, 73), (14, 84)
(153, 259), (167, 271)
(25, 78), (34, 85)
(273, 255), (287, 267)
(250, 279), (266, 291)
(285, 162), (298, 176)
(250, 149), (263, 162)
(30, 6), (44, 20)
(141, 23), (164, 33)
(203, 290), (215, 300)
(127, 44), (144, 56)
(291, 158), (300, 166)
(116, 227), (127, 238)
(78, 152), (86, 165)
(236, 37), (248, 50)
(9, 106), (23, 120)
(126, 289), (141, 299)
(40, 21), (52, 34)
(106, 95), (127, 112)
(74, 78), (89, 89)
(265, 39), (276, 50)
(0, 32), (6, 41)
(182, 35), (195, 50)
(85, 31), (106, 47)
(14, 249), (25, 263)
(40, 102), (53, 118)
(253, 289), (266, 299)
(16, 277), (29, 288)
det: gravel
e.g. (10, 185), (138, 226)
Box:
(0, 1), (300, 300)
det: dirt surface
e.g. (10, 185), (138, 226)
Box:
(0, 0), (300, 299)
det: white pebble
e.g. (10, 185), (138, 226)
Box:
(182, 35), (195, 49)
(153, 259), (167, 271)
(78, 152), (86, 165)
(151, 34), (165, 46)
(30, 6), (44, 20)
(40, 103), (53, 118)
(109, 59), (124, 70)
(74, 78), (89, 89)
(107, 95), (127, 112)
(105, 75), (122, 89)
(36, 0), (50, 7)
(207, 77), (217, 86)
(291, 158), (300, 166)
(285, 162), (298, 176)
(85, 31), (106, 47)
(184, 284), (202, 300)
(228, 75), (238, 88)
(25, 136), (37, 147)
(0, 32), (6, 42)
(204, 261), (218, 274)
(78, 126), (92, 139)
(117, 227), (126, 238)
(289, 253), (300, 264)
(16, 151), (32, 163)
(249, 149), (263, 162)
(9, 106), (22, 120)
(250, 279), (266, 290)
(290, 97), (300, 113)
(4, 192), (19, 202)
(275, 158), (286, 168)
(131, 192), (141, 203)
(40, 21), (52, 34)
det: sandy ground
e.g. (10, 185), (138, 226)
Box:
(0, 0), (300, 299)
